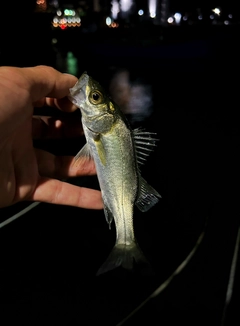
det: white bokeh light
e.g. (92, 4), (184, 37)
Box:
(111, 0), (120, 19)
(120, 0), (132, 12)
(148, 0), (157, 18)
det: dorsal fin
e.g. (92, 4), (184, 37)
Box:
(133, 128), (159, 166)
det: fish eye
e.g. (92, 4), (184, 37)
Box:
(90, 91), (103, 104)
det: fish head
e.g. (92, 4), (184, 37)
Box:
(69, 72), (117, 133)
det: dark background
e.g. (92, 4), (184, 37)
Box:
(0, 1), (239, 325)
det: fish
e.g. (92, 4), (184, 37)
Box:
(68, 72), (161, 275)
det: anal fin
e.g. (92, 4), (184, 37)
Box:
(135, 176), (161, 212)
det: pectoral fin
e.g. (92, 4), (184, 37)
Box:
(74, 143), (92, 167)
(135, 176), (161, 212)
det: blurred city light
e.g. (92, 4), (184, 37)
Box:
(174, 12), (182, 24)
(46, 1), (238, 30)
(66, 51), (78, 76)
(120, 0), (133, 12)
(36, 0), (47, 12)
(109, 69), (153, 123)
(148, 0), (157, 18)
(212, 8), (221, 16)
(111, 0), (120, 20)
(52, 8), (81, 29)
(106, 16), (119, 28)
(106, 16), (112, 26)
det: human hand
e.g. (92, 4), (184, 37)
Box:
(0, 65), (103, 209)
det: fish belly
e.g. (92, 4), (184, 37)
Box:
(89, 122), (137, 244)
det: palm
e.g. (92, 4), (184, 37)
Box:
(0, 66), (103, 210)
(7, 117), (39, 205)
(0, 114), (39, 206)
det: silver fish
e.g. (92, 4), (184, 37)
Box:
(69, 72), (161, 275)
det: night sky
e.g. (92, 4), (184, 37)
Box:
(170, 0), (239, 10)
(3, 0), (239, 13)
(55, 0), (239, 11)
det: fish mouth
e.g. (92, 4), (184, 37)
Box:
(69, 73), (89, 96)
(68, 73), (89, 105)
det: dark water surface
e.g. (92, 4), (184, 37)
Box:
(0, 23), (239, 326)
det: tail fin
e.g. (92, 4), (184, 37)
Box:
(96, 242), (154, 276)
